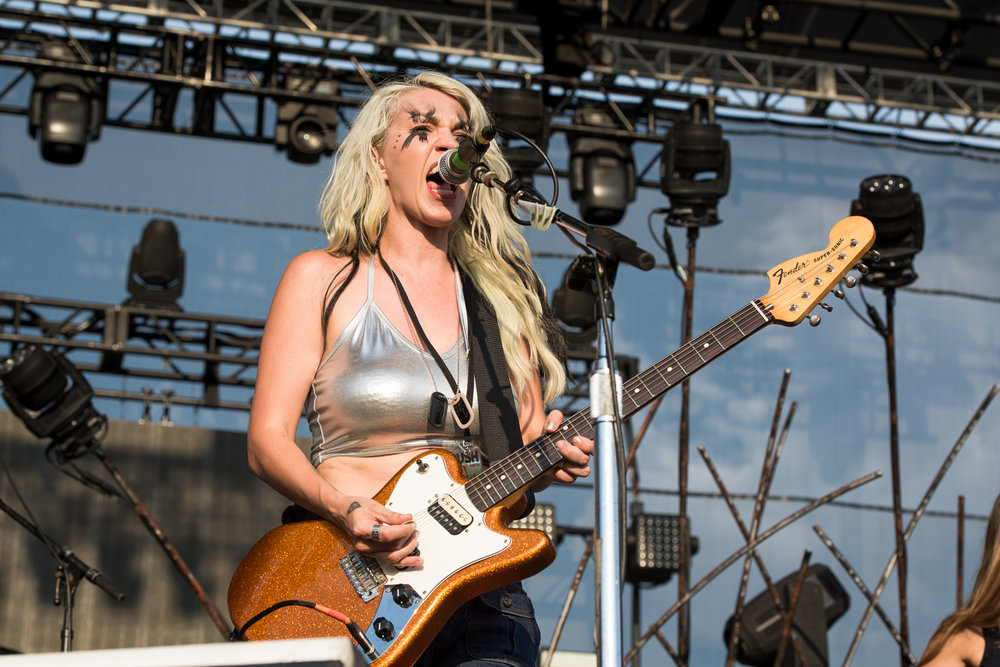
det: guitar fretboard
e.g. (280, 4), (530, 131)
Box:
(463, 300), (774, 512)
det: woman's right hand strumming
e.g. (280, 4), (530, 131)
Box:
(336, 496), (423, 568)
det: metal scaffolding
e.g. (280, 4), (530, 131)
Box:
(2, 0), (1000, 148)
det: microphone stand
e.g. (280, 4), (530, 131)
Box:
(471, 166), (654, 665)
(0, 494), (126, 651)
(44, 435), (231, 639)
(588, 258), (627, 667)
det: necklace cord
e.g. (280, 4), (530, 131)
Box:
(376, 248), (475, 429)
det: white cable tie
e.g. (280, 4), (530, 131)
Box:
(516, 200), (557, 231)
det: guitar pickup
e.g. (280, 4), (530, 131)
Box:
(428, 495), (473, 535)
(341, 551), (388, 601)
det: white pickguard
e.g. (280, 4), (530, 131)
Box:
(382, 454), (510, 597)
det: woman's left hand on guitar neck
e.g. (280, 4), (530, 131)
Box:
(532, 409), (594, 493)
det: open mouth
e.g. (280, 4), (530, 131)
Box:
(427, 166), (458, 198)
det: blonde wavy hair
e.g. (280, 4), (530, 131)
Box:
(919, 493), (1000, 664)
(317, 71), (565, 405)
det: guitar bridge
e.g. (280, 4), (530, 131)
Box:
(340, 551), (387, 602)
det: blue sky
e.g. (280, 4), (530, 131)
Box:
(2, 81), (1000, 665)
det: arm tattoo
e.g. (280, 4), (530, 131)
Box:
(346, 501), (361, 515)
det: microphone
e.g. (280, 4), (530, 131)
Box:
(437, 126), (497, 185)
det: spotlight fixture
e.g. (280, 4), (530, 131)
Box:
(28, 42), (104, 165)
(569, 106), (636, 226)
(125, 219), (186, 310)
(723, 564), (849, 667)
(551, 254), (604, 350)
(0, 346), (104, 459)
(275, 75), (338, 164)
(509, 502), (559, 545)
(850, 174), (924, 289)
(625, 502), (698, 585)
(488, 86), (549, 182)
(660, 104), (731, 227)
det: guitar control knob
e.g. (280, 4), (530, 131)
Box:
(391, 584), (417, 608)
(809, 314), (822, 327)
(819, 302), (833, 312)
(855, 262), (869, 275)
(832, 289), (846, 300)
(844, 276), (858, 288)
(868, 249), (881, 262)
(373, 617), (395, 641)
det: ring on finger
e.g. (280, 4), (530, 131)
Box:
(371, 523), (382, 542)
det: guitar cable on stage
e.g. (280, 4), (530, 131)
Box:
(230, 599), (376, 659)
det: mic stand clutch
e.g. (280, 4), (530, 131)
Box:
(0, 494), (125, 652)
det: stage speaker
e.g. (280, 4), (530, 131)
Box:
(723, 563), (849, 667)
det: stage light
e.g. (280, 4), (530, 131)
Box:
(550, 254), (611, 350)
(569, 106), (636, 226)
(625, 502), (698, 585)
(28, 42), (104, 165)
(850, 174), (924, 289)
(0, 346), (104, 460)
(488, 87), (549, 182)
(125, 219), (186, 310)
(660, 107), (731, 227)
(275, 76), (338, 164)
(509, 502), (559, 545)
(723, 563), (849, 667)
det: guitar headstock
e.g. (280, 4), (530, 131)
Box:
(760, 216), (877, 326)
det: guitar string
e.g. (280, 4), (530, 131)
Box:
(398, 241), (867, 532)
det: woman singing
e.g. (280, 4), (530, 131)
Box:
(246, 71), (594, 666)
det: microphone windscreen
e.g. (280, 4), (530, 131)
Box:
(438, 150), (470, 185)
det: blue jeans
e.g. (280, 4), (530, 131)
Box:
(413, 582), (541, 667)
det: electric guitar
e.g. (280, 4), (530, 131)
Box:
(227, 216), (876, 666)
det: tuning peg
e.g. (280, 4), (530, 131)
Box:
(832, 288), (846, 300)
(868, 249), (881, 262)
(809, 314), (822, 327)
(819, 302), (833, 312)
(855, 262), (869, 275)
(844, 275), (858, 288)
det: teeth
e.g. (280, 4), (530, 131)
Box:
(429, 166), (440, 176)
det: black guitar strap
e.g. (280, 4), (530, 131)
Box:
(460, 270), (524, 468)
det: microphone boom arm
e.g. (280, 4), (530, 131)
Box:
(471, 165), (655, 272)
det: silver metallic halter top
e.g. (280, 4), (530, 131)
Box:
(305, 256), (484, 469)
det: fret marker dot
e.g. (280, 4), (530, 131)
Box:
(667, 366), (673, 372)
(516, 464), (523, 470)
(634, 388), (640, 393)
(485, 484), (492, 489)
(703, 343), (709, 348)
(500, 474), (506, 480)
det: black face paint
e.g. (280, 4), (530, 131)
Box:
(402, 109), (436, 150)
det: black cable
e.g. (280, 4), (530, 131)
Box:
(231, 598), (376, 658)
(0, 192), (321, 232)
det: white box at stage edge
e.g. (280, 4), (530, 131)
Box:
(0, 637), (362, 667)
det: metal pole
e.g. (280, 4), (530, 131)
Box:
(882, 286), (910, 667)
(592, 321), (624, 667)
(626, 470), (882, 663)
(588, 255), (626, 667)
(676, 227), (699, 665)
(957, 495), (965, 611)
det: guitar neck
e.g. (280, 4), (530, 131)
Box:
(463, 299), (774, 512)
